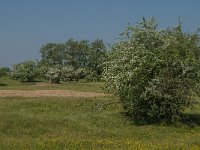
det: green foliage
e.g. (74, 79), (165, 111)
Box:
(61, 66), (85, 81)
(85, 69), (101, 82)
(11, 60), (38, 82)
(103, 18), (200, 123)
(65, 39), (90, 69)
(39, 39), (107, 81)
(37, 65), (50, 80)
(45, 65), (86, 83)
(73, 68), (87, 80)
(88, 39), (107, 75)
(61, 65), (75, 81)
(45, 65), (62, 83)
(40, 43), (65, 66)
(0, 67), (11, 77)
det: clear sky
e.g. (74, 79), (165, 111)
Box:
(0, 0), (200, 67)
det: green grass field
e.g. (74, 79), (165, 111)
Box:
(0, 77), (200, 149)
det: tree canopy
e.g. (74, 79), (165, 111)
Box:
(39, 39), (107, 81)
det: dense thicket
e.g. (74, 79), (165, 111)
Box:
(103, 18), (200, 123)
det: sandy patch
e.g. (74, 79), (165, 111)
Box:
(0, 90), (107, 97)
(23, 82), (58, 87)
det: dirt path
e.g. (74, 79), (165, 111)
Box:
(0, 90), (107, 98)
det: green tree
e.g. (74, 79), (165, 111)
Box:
(103, 18), (200, 123)
(65, 39), (90, 69)
(88, 39), (107, 75)
(84, 39), (107, 82)
(40, 43), (65, 66)
(39, 39), (108, 82)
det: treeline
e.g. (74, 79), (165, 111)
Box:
(10, 39), (108, 83)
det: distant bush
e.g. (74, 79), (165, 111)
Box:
(44, 65), (86, 83)
(85, 69), (101, 82)
(0, 67), (11, 77)
(61, 66), (76, 81)
(11, 60), (37, 82)
(45, 65), (62, 83)
(73, 68), (86, 81)
(37, 65), (49, 80)
(103, 18), (200, 123)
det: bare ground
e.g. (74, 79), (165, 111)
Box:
(0, 90), (107, 97)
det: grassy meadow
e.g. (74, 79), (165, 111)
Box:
(0, 77), (200, 149)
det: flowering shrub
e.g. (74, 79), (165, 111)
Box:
(45, 65), (62, 83)
(73, 68), (87, 80)
(61, 66), (86, 81)
(61, 66), (76, 81)
(37, 65), (49, 80)
(103, 18), (200, 123)
(11, 60), (37, 82)
(45, 65), (86, 83)
(85, 69), (101, 82)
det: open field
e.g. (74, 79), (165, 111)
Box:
(0, 78), (200, 149)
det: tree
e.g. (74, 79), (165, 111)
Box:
(11, 60), (38, 82)
(88, 39), (107, 75)
(39, 39), (108, 82)
(65, 39), (107, 81)
(65, 39), (90, 69)
(40, 43), (65, 66)
(103, 18), (200, 123)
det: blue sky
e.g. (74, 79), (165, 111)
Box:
(0, 0), (200, 67)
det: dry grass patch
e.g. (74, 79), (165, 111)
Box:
(0, 90), (108, 97)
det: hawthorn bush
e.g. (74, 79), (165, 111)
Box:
(45, 65), (62, 83)
(61, 66), (85, 81)
(36, 65), (48, 80)
(85, 69), (101, 82)
(11, 60), (38, 82)
(103, 18), (200, 123)
(45, 65), (86, 83)
(61, 66), (75, 81)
